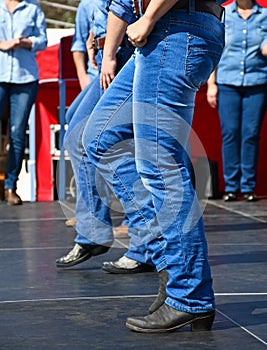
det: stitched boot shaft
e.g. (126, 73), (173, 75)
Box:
(149, 269), (168, 314)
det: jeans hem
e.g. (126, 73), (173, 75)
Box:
(156, 260), (167, 272)
(165, 297), (215, 313)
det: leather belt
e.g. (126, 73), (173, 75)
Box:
(139, 0), (224, 21)
(172, 0), (224, 21)
(92, 36), (106, 50)
(91, 36), (133, 51)
(133, 0), (141, 17)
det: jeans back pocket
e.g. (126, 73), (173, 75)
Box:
(185, 34), (223, 88)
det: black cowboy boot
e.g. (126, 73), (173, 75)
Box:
(149, 269), (168, 314)
(126, 303), (215, 333)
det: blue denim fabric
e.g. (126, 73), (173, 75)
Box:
(0, 0), (47, 83)
(109, 0), (137, 24)
(0, 81), (38, 189)
(71, 0), (109, 79)
(64, 46), (153, 264)
(64, 49), (113, 245)
(83, 8), (224, 312)
(65, 50), (104, 126)
(218, 83), (267, 193)
(64, 76), (111, 245)
(216, 2), (267, 87)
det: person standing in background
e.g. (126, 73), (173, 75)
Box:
(207, 0), (267, 202)
(0, 0), (47, 205)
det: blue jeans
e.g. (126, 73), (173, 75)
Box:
(64, 46), (153, 263)
(0, 81), (38, 190)
(64, 77), (111, 245)
(218, 83), (267, 193)
(83, 8), (224, 312)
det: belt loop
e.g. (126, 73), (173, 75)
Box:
(188, 0), (195, 15)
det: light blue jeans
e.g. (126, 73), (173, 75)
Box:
(83, 7), (224, 312)
(64, 46), (153, 264)
(218, 83), (267, 194)
(0, 81), (38, 190)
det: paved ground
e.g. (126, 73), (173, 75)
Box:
(0, 197), (266, 349)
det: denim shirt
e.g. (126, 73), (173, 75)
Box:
(216, 1), (267, 86)
(109, 0), (140, 24)
(71, 0), (109, 78)
(0, 0), (47, 83)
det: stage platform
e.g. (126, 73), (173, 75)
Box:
(0, 197), (266, 349)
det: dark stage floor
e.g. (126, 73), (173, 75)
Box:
(0, 197), (266, 349)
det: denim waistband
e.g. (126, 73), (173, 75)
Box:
(137, 0), (224, 22)
(172, 0), (224, 21)
(162, 9), (225, 45)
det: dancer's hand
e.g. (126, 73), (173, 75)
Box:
(0, 36), (22, 50)
(126, 16), (155, 47)
(100, 55), (117, 90)
(206, 83), (218, 109)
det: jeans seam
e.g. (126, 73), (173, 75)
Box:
(81, 155), (96, 242)
(95, 93), (133, 151)
(154, 33), (190, 288)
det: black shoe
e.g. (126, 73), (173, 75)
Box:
(102, 255), (155, 274)
(243, 192), (258, 202)
(56, 242), (111, 268)
(126, 303), (215, 333)
(223, 192), (237, 202)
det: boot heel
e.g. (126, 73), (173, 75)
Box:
(191, 313), (215, 332)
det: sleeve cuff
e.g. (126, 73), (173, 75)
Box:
(109, 2), (135, 24)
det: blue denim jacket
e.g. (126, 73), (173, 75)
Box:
(0, 0), (47, 83)
(216, 1), (267, 86)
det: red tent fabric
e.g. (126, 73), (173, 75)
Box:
(35, 23), (267, 200)
(222, 0), (267, 5)
(35, 36), (80, 201)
